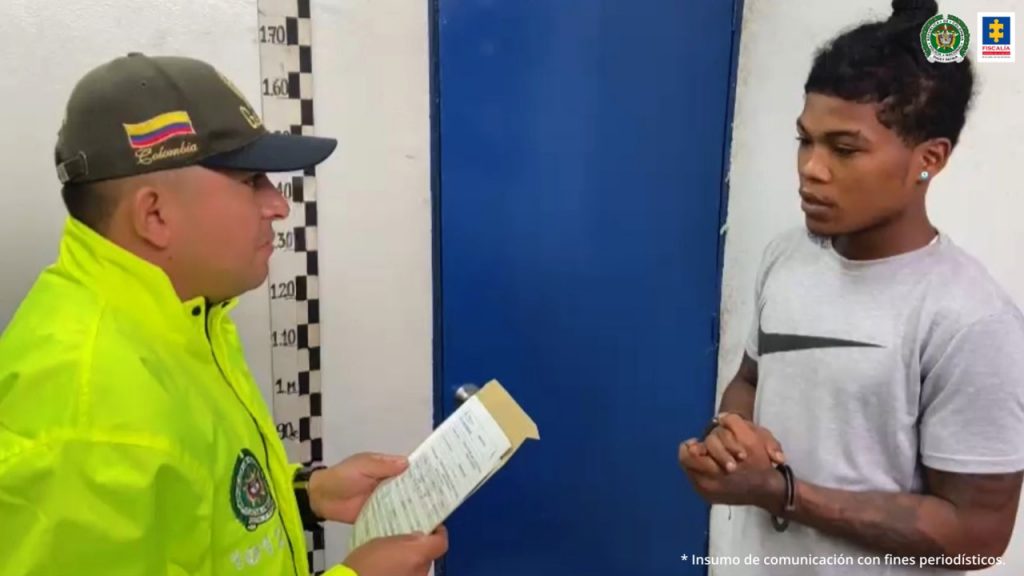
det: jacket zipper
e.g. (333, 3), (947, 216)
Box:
(205, 307), (301, 576)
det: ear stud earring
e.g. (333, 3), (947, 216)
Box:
(920, 170), (930, 181)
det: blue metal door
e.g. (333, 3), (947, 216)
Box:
(431, 1), (741, 574)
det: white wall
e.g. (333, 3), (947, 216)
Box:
(714, 0), (1024, 573)
(0, 0), (433, 568)
(311, 0), (434, 566)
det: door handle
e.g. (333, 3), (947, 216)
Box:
(454, 383), (480, 404)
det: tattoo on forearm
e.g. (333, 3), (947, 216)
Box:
(797, 486), (946, 558)
(790, 471), (1022, 565)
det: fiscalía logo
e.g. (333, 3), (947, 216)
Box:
(920, 13), (971, 63)
(231, 448), (277, 531)
(978, 12), (1015, 63)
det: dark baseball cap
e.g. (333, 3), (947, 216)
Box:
(55, 53), (337, 185)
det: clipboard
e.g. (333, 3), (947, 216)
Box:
(348, 379), (539, 549)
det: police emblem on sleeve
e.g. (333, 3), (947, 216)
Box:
(231, 448), (276, 531)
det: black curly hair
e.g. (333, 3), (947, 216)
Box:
(804, 0), (974, 149)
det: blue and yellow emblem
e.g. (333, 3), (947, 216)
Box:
(979, 13), (1015, 62)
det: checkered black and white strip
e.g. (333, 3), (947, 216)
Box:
(256, 0), (325, 573)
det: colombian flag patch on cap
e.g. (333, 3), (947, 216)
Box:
(123, 111), (196, 149)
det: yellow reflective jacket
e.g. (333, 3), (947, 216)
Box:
(0, 217), (354, 576)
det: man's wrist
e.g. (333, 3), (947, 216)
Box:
(717, 406), (753, 420)
(294, 465), (327, 529)
(703, 411), (748, 438)
(758, 465), (788, 515)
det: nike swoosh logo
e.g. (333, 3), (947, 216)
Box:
(759, 325), (883, 356)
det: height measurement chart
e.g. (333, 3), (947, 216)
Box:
(256, 0), (326, 572)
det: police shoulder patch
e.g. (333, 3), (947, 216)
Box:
(231, 448), (276, 531)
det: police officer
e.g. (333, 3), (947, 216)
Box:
(0, 53), (447, 576)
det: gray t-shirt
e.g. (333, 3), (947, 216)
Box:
(716, 228), (1024, 575)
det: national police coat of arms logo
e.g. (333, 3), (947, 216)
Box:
(231, 448), (277, 531)
(920, 13), (971, 63)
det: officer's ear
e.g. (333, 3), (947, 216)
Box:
(119, 170), (185, 250)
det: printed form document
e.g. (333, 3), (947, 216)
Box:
(350, 380), (538, 549)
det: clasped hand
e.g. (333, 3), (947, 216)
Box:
(678, 413), (787, 513)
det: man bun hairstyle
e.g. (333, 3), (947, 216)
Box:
(804, 0), (974, 149)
